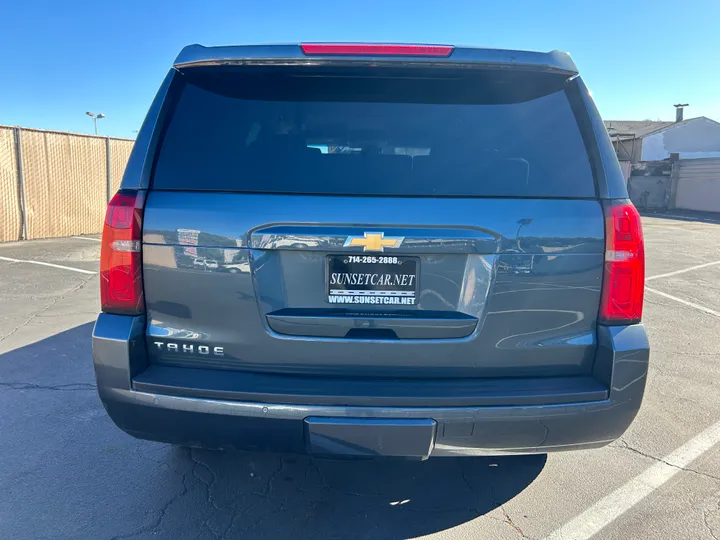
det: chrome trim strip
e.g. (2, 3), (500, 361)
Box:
(109, 387), (610, 420)
(250, 226), (498, 253)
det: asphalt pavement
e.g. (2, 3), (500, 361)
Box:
(1, 217), (719, 540)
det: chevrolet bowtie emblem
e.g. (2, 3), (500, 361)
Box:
(344, 232), (404, 252)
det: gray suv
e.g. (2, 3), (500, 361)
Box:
(93, 43), (649, 458)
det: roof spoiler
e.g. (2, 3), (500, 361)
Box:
(173, 44), (578, 76)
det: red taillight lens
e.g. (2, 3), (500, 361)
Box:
(100, 190), (145, 315)
(300, 43), (454, 57)
(599, 201), (645, 324)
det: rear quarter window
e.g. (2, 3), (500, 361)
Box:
(153, 69), (595, 198)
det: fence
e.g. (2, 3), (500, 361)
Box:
(0, 126), (134, 242)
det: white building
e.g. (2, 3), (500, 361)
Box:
(605, 116), (720, 163)
(605, 114), (720, 213)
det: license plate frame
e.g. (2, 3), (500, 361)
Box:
(326, 254), (420, 306)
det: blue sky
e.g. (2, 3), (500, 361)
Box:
(2, 0), (718, 138)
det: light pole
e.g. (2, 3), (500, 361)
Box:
(85, 112), (105, 135)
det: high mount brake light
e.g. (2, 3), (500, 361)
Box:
(300, 43), (454, 57)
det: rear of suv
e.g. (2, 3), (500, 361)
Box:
(92, 43), (649, 458)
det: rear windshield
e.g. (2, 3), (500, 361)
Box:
(153, 68), (595, 197)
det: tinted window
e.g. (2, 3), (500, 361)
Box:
(153, 69), (595, 197)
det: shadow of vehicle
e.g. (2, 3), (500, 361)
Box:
(0, 322), (546, 540)
(169, 447), (546, 539)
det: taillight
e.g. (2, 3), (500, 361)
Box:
(100, 190), (145, 315)
(300, 43), (454, 57)
(599, 200), (645, 324)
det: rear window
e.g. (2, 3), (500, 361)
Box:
(153, 68), (595, 197)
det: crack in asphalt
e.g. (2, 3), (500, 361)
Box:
(132, 447), (172, 475)
(215, 455), (289, 539)
(189, 448), (226, 538)
(461, 463), (533, 539)
(232, 456), (288, 537)
(109, 472), (189, 540)
(459, 465), (488, 516)
(479, 465), (533, 540)
(703, 498), (720, 540)
(673, 351), (720, 358)
(0, 273), (95, 344)
(705, 509), (720, 540)
(496, 501), (533, 540)
(256, 455), (286, 499)
(614, 438), (720, 483)
(644, 358), (668, 375)
(460, 464), (477, 498)
(0, 382), (96, 391)
(306, 461), (386, 498)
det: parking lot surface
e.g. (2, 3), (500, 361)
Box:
(1, 216), (719, 540)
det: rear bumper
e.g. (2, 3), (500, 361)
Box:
(100, 385), (641, 456)
(93, 314), (649, 457)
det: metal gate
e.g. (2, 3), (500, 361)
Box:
(673, 158), (720, 212)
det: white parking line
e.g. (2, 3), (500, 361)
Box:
(72, 236), (102, 242)
(0, 256), (97, 275)
(544, 419), (720, 540)
(646, 260), (720, 281)
(645, 287), (720, 318)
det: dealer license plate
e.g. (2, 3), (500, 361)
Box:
(326, 255), (419, 306)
